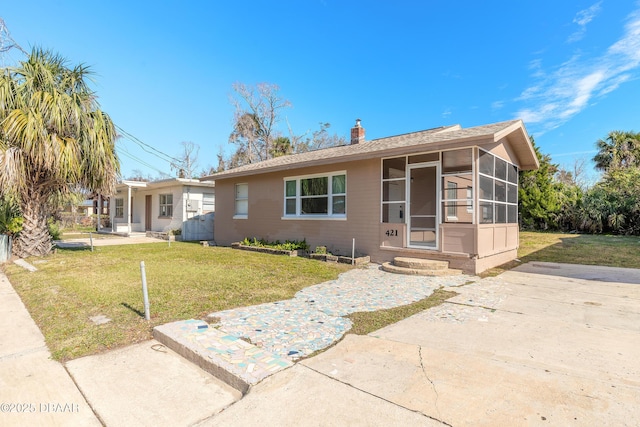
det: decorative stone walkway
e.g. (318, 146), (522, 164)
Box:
(154, 264), (478, 393)
(411, 277), (511, 324)
(154, 320), (294, 393)
(295, 265), (474, 316)
(208, 299), (351, 360)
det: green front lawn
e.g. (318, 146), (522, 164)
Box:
(4, 232), (639, 361)
(3, 242), (350, 361)
(517, 232), (640, 267)
(483, 231), (640, 276)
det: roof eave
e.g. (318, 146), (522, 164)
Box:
(116, 178), (216, 190)
(203, 120), (540, 180)
(494, 120), (539, 171)
(206, 135), (497, 181)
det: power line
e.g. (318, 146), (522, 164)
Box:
(116, 145), (171, 177)
(116, 125), (180, 164)
(0, 17), (180, 177)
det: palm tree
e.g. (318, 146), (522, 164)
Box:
(593, 130), (640, 171)
(0, 48), (119, 257)
(271, 136), (292, 158)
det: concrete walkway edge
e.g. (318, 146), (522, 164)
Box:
(0, 271), (100, 427)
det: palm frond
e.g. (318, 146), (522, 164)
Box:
(0, 47), (120, 256)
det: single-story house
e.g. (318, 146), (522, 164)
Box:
(203, 119), (538, 274)
(61, 197), (109, 218)
(109, 178), (216, 240)
(61, 199), (93, 218)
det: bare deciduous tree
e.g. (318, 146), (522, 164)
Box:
(290, 122), (347, 153)
(556, 157), (591, 189)
(171, 141), (200, 179)
(228, 83), (291, 165)
(223, 83), (347, 170)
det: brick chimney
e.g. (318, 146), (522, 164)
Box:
(350, 118), (365, 145)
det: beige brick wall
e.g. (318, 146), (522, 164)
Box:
(214, 159), (381, 257)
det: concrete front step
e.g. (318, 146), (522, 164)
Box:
(393, 257), (449, 270)
(381, 261), (462, 277)
(153, 319), (293, 394)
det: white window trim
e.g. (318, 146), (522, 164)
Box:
(159, 193), (173, 218)
(234, 183), (248, 219)
(202, 192), (215, 212)
(283, 171), (346, 219)
(115, 198), (124, 218)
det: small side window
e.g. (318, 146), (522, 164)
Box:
(235, 183), (248, 217)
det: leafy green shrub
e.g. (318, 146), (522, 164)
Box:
(0, 199), (23, 236)
(578, 168), (640, 235)
(240, 237), (308, 251)
(47, 218), (62, 240)
(518, 139), (560, 230)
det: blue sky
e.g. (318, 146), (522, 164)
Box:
(2, 1), (640, 181)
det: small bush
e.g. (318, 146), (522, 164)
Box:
(0, 198), (23, 236)
(48, 218), (62, 240)
(241, 237), (308, 251)
(314, 246), (328, 255)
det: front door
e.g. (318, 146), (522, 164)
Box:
(407, 163), (439, 249)
(145, 195), (152, 231)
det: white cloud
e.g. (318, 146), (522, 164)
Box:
(598, 74), (631, 95)
(575, 2), (602, 26)
(607, 11), (640, 65)
(491, 101), (505, 110)
(514, 6), (640, 131)
(568, 2), (602, 43)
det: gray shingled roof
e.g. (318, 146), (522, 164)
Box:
(204, 119), (537, 180)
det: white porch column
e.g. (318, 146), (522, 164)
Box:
(110, 196), (115, 232)
(97, 195), (101, 231)
(127, 185), (132, 235)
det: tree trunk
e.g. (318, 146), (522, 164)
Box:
(14, 190), (52, 258)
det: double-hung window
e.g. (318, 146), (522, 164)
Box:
(203, 192), (215, 212)
(235, 183), (248, 218)
(284, 172), (346, 218)
(115, 198), (124, 218)
(159, 194), (173, 217)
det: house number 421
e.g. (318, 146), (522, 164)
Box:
(385, 229), (398, 237)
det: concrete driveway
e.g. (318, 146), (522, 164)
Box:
(7, 261), (637, 426)
(213, 262), (640, 426)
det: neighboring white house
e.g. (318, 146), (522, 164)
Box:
(109, 178), (216, 241)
